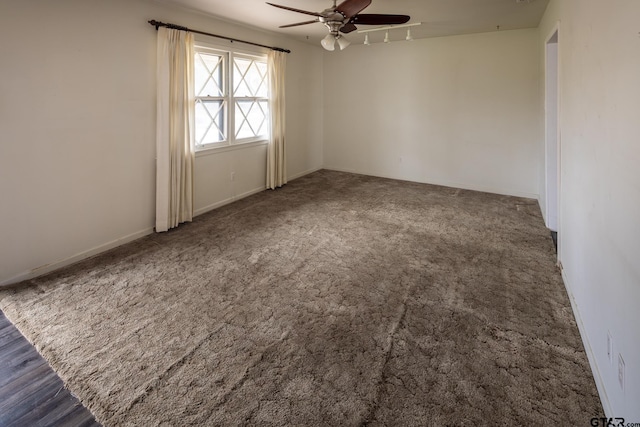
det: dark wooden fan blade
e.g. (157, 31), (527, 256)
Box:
(351, 14), (411, 25)
(280, 19), (319, 28)
(266, 2), (323, 17)
(335, 0), (371, 19)
(340, 23), (358, 33)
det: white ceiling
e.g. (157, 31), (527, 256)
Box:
(159, 0), (549, 46)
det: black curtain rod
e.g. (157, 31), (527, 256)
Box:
(148, 20), (291, 54)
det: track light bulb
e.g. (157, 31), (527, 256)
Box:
(321, 34), (336, 51)
(364, 34), (370, 45)
(384, 30), (390, 43)
(406, 28), (413, 41)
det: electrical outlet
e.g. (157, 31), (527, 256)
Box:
(607, 331), (613, 364)
(230, 172), (235, 181)
(618, 354), (625, 391)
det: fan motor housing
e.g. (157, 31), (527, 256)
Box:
(319, 11), (346, 34)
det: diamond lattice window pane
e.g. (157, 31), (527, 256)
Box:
(235, 100), (268, 140)
(257, 100), (269, 135)
(195, 100), (226, 144)
(255, 62), (268, 98)
(233, 58), (251, 97)
(233, 58), (268, 97)
(195, 52), (224, 97)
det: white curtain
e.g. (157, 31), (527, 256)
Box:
(155, 27), (195, 232)
(266, 50), (287, 190)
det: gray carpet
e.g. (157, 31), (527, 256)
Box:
(0, 170), (602, 425)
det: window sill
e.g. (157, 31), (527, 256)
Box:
(195, 139), (268, 158)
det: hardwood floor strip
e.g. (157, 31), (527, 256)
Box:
(12, 388), (92, 427)
(0, 354), (47, 389)
(54, 405), (100, 427)
(0, 328), (23, 350)
(0, 310), (100, 427)
(0, 374), (65, 424)
(0, 323), (20, 338)
(0, 364), (62, 412)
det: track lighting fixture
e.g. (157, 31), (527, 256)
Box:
(357, 22), (422, 46)
(323, 21), (422, 50)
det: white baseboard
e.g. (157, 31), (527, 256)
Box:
(194, 186), (266, 217)
(194, 167), (324, 217)
(561, 268), (612, 417)
(323, 166), (540, 200)
(0, 227), (154, 287)
(3, 168), (325, 288)
(288, 166), (323, 182)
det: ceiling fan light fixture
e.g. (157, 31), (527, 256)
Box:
(337, 35), (351, 50)
(321, 33), (336, 51)
(268, 0), (413, 50)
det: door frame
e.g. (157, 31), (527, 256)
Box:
(544, 22), (561, 261)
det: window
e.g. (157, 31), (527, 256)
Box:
(194, 45), (269, 149)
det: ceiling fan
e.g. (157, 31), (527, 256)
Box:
(267, 0), (410, 51)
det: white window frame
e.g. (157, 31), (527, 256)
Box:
(194, 41), (269, 153)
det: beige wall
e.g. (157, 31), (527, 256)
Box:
(323, 29), (541, 198)
(0, 0), (323, 285)
(539, 0), (640, 419)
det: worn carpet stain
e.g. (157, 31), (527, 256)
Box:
(0, 170), (602, 425)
